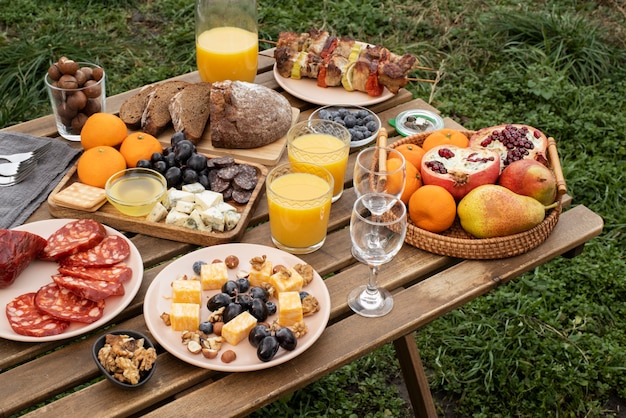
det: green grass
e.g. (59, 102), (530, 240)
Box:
(1, 0), (625, 416)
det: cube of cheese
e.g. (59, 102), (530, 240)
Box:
(201, 262), (229, 290)
(146, 201), (168, 222)
(221, 311), (257, 346)
(183, 209), (208, 231)
(182, 182), (205, 194)
(165, 209), (189, 226)
(277, 291), (303, 327)
(248, 259), (273, 287)
(224, 210), (241, 230)
(270, 267), (304, 293)
(175, 199), (195, 214)
(171, 279), (202, 304)
(194, 190), (223, 211)
(166, 188), (195, 210)
(170, 303), (200, 331)
(200, 206), (225, 232)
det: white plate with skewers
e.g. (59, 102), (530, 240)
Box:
(273, 64), (394, 106)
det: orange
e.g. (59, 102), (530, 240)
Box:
(384, 157), (405, 196)
(390, 143), (426, 169)
(77, 146), (127, 188)
(119, 132), (163, 168)
(422, 129), (469, 151)
(80, 113), (128, 150)
(399, 160), (422, 205)
(408, 184), (456, 233)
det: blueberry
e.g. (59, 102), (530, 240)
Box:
(192, 260), (207, 275)
(199, 321), (213, 335)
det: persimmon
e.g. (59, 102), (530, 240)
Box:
(80, 113), (128, 150)
(422, 129), (469, 151)
(408, 184), (456, 233)
(77, 146), (126, 188)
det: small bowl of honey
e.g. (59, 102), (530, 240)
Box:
(105, 168), (166, 217)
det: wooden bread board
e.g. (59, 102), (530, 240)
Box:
(47, 158), (268, 247)
(155, 107), (300, 166)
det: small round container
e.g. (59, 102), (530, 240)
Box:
(105, 168), (167, 217)
(393, 109), (444, 136)
(92, 330), (157, 389)
(309, 105), (381, 148)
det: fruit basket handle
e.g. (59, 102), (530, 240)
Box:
(547, 136), (567, 201)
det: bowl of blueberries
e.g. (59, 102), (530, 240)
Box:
(309, 105), (381, 148)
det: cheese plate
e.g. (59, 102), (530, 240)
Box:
(48, 156), (268, 247)
(144, 243), (331, 372)
(1, 219), (143, 342)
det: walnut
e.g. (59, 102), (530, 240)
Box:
(293, 263), (314, 286)
(116, 357), (140, 385)
(250, 255), (268, 270)
(207, 306), (225, 323)
(289, 321), (308, 338)
(261, 281), (275, 298)
(302, 294), (320, 316)
(97, 334), (156, 385)
(160, 312), (171, 326)
(134, 347), (157, 372)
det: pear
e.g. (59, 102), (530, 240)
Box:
(457, 184), (555, 238)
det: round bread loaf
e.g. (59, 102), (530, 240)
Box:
(210, 81), (292, 149)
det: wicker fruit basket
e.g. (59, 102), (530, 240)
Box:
(389, 129), (567, 259)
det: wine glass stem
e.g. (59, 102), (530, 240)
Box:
(367, 265), (380, 293)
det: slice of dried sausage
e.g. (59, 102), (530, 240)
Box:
(6, 292), (70, 337)
(52, 274), (124, 302)
(40, 219), (107, 261)
(60, 235), (130, 268)
(35, 283), (105, 324)
(0, 230), (47, 288)
(57, 265), (132, 284)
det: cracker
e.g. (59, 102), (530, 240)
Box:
(52, 182), (107, 212)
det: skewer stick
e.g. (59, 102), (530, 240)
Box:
(376, 128), (388, 192)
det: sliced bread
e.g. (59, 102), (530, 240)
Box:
(118, 84), (157, 128)
(169, 82), (212, 144)
(210, 81), (293, 149)
(141, 80), (190, 136)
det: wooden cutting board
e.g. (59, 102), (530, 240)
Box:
(155, 107), (299, 166)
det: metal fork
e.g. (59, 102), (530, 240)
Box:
(0, 141), (52, 164)
(0, 158), (37, 177)
(0, 162), (37, 187)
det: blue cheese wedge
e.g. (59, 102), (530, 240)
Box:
(182, 182), (206, 194)
(146, 202), (168, 222)
(194, 190), (223, 211)
(166, 188), (195, 210)
(183, 209), (208, 231)
(165, 208), (190, 226)
(224, 210), (241, 230)
(200, 206), (225, 232)
(175, 199), (195, 214)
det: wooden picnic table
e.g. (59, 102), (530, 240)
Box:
(0, 50), (604, 418)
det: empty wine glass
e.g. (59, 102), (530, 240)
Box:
(353, 146), (406, 215)
(348, 192), (407, 317)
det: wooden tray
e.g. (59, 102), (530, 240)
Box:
(48, 158), (268, 247)
(155, 108), (300, 166)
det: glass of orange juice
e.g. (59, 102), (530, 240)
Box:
(266, 162), (334, 254)
(195, 0), (258, 83)
(287, 119), (351, 203)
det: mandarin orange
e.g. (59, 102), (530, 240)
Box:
(422, 129), (469, 151)
(80, 113), (128, 150)
(77, 146), (126, 188)
(119, 132), (163, 168)
(408, 184), (456, 233)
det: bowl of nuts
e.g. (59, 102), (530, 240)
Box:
(92, 330), (157, 389)
(44, 57), (106, 141)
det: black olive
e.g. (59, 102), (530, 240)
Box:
(275, 327), (297, 351)
(171, 131), (186, 147)
(249, 286), (269, 302)
(165, 166), (182, 188)
(265, 301), (277, 316)
(182, 168), (199, 184)
(257, 335), (280, 362)
(237, 293), (253, 311)
(236, 278), (250, 293)
(249, 298), (268, 322)
(221, 280), (239, 297)
(248, 324), (271, 348)
(192, 260), (207, 275)
(198, 321), (213, 335)
(223, 302), (243, 323)
(153, 160), (168, 174)
(207, 292), (231, 311)
(136, 159), (152, 169)
(187, 153), (208, 172)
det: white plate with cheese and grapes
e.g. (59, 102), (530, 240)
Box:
(144, 243), (331, 371)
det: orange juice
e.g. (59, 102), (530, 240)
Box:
(196, 26), (258, 82)
(267, 172), (332, 251)
(288, 134), (349, 199)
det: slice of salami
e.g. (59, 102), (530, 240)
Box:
(58, 265), (132, 284)
(35, 283), (105, 324)
(52, 274), (124, 302)
(40, 219), (107, 261)
(0, 229), (47, 288)
(6, 293), (70, 337)
(60, 235), (130, 268)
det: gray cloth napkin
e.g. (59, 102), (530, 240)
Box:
(0, 132), (81, 229)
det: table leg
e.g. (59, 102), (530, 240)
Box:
(394, 334), (438, 418)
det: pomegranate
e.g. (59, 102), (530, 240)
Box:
(469, 124), (548, 172)
(498, 159), (557, 205)
(420, 144), (501, 201)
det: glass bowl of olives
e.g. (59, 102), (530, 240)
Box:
(309, 105), (381, 148)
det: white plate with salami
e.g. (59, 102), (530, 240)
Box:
(1, 219), (143, 342)
(273, 64), (394, 107)
(143, 243), (331, 372)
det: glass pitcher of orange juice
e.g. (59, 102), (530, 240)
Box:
(195, 0), (258, 83)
